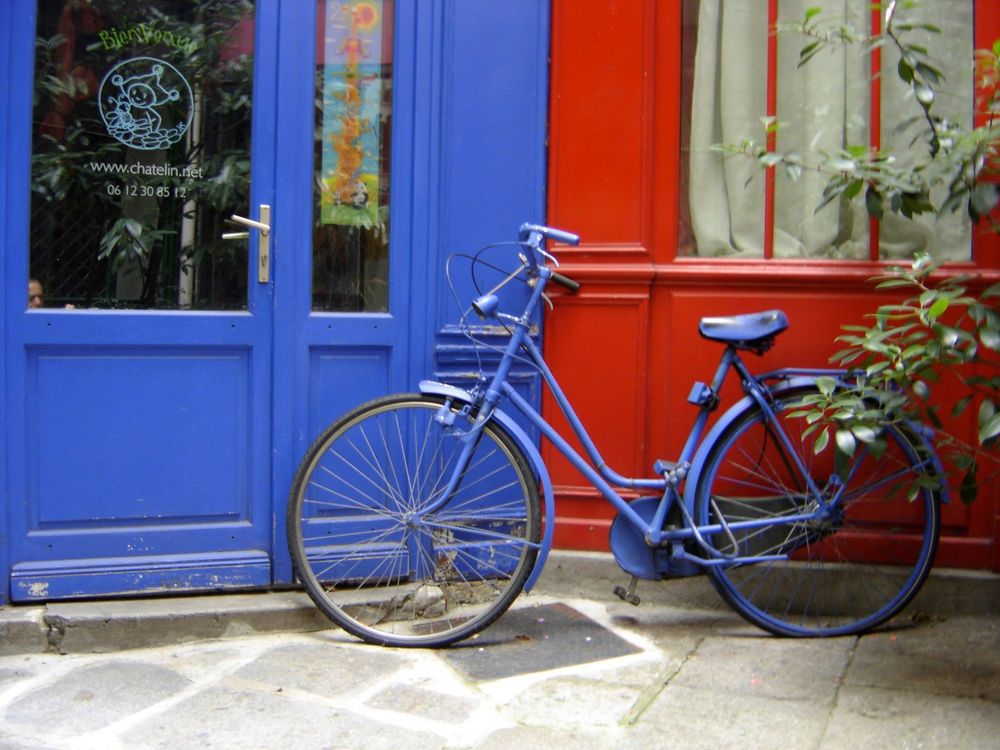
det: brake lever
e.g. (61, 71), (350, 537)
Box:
(538, 247), (559, 266)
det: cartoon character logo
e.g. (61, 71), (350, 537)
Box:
(98, 57), (193, 150)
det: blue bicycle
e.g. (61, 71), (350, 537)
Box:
(287, 223), (943, 647)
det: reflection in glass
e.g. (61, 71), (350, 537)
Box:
(30, 0), (254, 309)
(312, 0), (393, 312)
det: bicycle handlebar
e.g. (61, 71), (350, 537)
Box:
(518, 222), (581, 247)
(550, 271), (581, 293)
(515, 223), (582, 293)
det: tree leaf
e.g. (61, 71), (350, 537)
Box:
(835, 429), (856, 456)
(804, 5), (823, 23)
(969, 183), (1000, 221)
(865, 186), (884, 219)
(979, 408), (1000, 444)
(850, 425), (879, 444)
(952, 395), (972, 418)
(124, 218), (143, 239)
(799, 41), (822, 67)
(814, 427), (830, 454)
(927, 297), (949, 321)
(960, 466), (978, 504)
(815, 376), (838, 397)
(897, 57), (914, 83)
(979, 325), (1000, 351)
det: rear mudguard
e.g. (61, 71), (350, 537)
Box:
(681, 374), (949, 514)
(419, 380), (555, 592)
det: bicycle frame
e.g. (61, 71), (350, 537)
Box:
(421, 234), (944, 589)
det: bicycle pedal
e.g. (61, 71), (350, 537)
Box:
(613, 578), (641, 606)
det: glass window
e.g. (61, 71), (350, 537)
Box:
(30, 0), (254, 309)
(680, 0), (974, 261)
(312, 0), (393, 312)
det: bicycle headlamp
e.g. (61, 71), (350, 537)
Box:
(471, 293), (500, 319)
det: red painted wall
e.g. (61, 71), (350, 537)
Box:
(545, 0), (1000, 570)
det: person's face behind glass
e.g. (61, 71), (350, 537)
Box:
(28, 280), (44, 308)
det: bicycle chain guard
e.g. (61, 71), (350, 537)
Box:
(609, 497), (701, 580)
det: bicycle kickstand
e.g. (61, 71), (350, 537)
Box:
(613, 576), (641, 606)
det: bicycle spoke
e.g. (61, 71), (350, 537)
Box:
(288, 396), (540, 647)
(699, 387), (940, 636)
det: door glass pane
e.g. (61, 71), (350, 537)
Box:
(30, 0), (254, 310)
(312, 0), (393, 312)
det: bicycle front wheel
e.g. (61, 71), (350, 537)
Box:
(695, 386), (940, 637)
(287, 394), (540, 647)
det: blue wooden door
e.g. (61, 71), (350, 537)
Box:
(4, 0), (288, 600)
(1, 0), (550, 602)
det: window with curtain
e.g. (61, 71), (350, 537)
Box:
(681, 0), (975, 261)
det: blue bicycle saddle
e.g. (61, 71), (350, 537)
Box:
(698, 310), (789, 351)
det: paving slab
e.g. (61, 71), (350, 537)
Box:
(474, 724), (623, 750)
(629, 682), (832, 750)
(5, 661), (191, 735)
(822, 685), (1000, 750)
(846, 615), (1000, 700)
(124, 682), (443, 750)
(367, 682), (481, 724)
(670, 635), (854, 702)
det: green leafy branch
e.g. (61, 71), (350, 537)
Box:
(792, 255), (999, 502)
(721, 1), (1000, 228)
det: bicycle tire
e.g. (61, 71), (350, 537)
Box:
(694, 385), (941, 637)
(287, 393), (540, 647)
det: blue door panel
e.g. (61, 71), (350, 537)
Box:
(307, 347), (393, 441)
(29, 348), (252, 526)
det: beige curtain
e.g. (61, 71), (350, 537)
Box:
(687, 0), (973, 261)
(688, 0), (768, 257)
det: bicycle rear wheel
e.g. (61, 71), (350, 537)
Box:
(694, 386), (940, 637)
(287, 394), (540, 647)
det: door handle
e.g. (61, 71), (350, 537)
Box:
(224, 205), (271, 283)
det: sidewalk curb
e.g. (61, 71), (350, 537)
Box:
(2, 552), (997, 657)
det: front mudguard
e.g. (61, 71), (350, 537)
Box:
(681, 373), (949, 513)
(419, 380), (555, 592)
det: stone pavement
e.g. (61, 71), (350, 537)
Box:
(0, 552), (998, 750)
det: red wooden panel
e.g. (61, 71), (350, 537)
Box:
(548, 0), (652, 243)
(543, 283), (651, 551)
(542, 288), (650, 486)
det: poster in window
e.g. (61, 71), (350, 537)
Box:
(319, 1), (386, 227)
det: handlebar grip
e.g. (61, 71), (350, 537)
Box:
(518, 222), (581, 246)
(551, 272), (581, 293)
